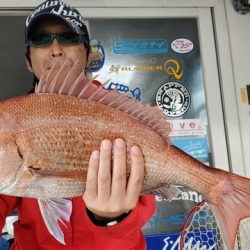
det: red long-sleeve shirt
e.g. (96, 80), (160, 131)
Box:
(0, 194), (155, 250)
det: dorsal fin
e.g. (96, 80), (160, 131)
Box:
(35, 60), (171, 139)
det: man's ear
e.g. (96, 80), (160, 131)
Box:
(25, 57), (34, 73)
(86, 53), (92, 68)
(86, 50), (92, 68)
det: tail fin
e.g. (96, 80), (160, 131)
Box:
(209, 174), (250, 250)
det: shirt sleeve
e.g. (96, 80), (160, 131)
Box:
(82, 194), (156, 238)
(0, 195), (20, 231)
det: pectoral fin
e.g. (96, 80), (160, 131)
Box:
(38, 198), (72, 245)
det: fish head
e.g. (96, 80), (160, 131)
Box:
(0, 134), (24, 192)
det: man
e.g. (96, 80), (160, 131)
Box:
(0, 0), (155, 249)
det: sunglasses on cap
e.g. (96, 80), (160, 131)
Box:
(26, 32), (87, 47)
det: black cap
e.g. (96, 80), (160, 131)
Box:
(25, 0), (90, 46)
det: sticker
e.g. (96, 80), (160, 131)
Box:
(108, 59), (182, 78)
(108, 82), (141, 101)
(109, 64), (163, 74)
(164, 59), (183, 80)
(240, 88), (248, 103)
(145, 231), (217, 250)
(87, 39), (105, 72)
(156, 188), (203, 203)
(156, 82), (191, 117)
(168, 119), (206, 137)
(113, 39), (168, 54)
(171, 38), (194, 54)
(171, 137), (209, 159)
(148, 213), (189, 229)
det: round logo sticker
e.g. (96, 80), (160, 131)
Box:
(156, 82), (191, 117)
(87, 39), (105, 72)
(171, 38), (194, 54)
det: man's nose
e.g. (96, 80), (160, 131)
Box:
(50, 38), (64, 58)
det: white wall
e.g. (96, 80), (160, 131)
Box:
(224, 0), (250, 176)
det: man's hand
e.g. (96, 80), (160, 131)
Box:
(83, 138), (145, 221)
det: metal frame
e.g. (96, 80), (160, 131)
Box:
(0, 0), (245, 175)
(0, 0), (221, 8)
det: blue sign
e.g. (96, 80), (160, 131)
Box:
(145, 231), (217, 250)
(171, 137), (208, 159)
(113, 39), (168, 54)
(147, 213), (189, 230)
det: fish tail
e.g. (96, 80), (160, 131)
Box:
(208, 173), (250, 250)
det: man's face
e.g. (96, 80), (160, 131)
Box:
(26, 19), (89, 80)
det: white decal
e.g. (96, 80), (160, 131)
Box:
(169, 119), (206, 137)
(162, 235), (216, 250)
(156, 82), (191, 117)
(171, 38), (194, 54)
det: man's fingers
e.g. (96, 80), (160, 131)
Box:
(125, 145), (145, 207)
(84, 150), (99, 197)
(111, 138), (127, 199)
(97, 139), (112, 200)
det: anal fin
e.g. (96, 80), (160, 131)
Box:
(38, 198), (72, 245)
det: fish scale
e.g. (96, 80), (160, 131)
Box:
(0, 94), (167, 198)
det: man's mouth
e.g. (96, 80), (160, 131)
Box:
(45, 59), (73, 71)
